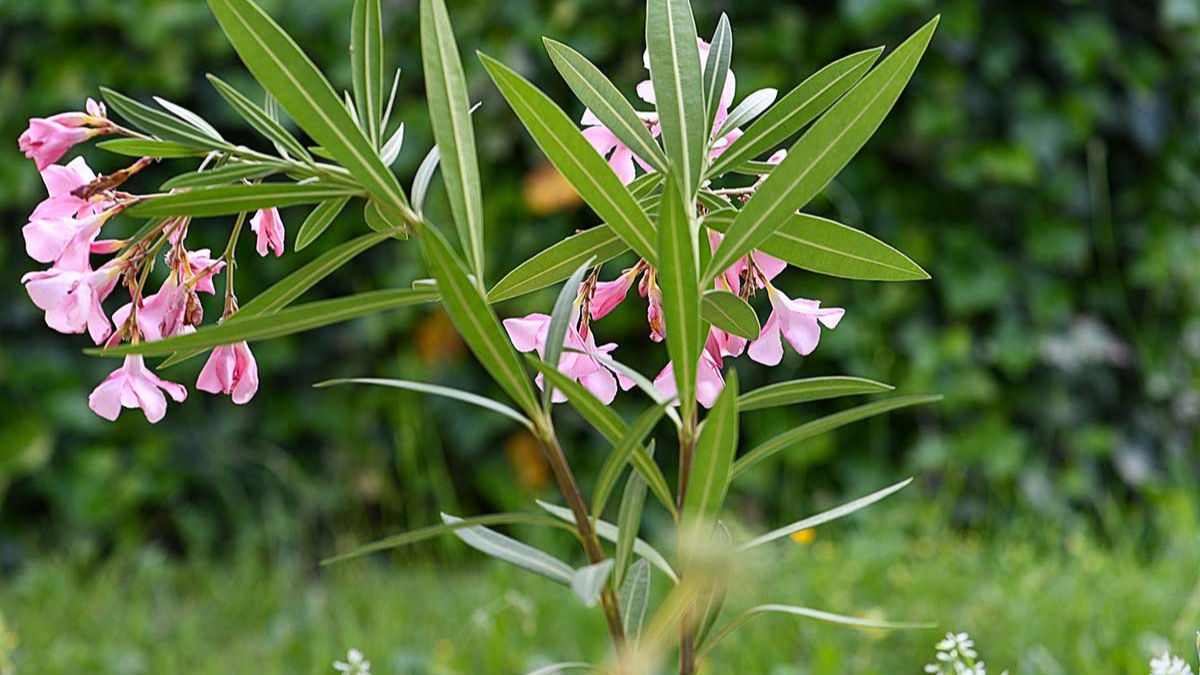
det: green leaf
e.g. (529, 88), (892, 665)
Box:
(704, 18), (938, 282)
(570, 559), (615, 607)
(526, 663), (596, 675)
(441, 514), (574, 585)
(419, 222), (541, 419)
(488, 226), (627, 303)
(543, 38), (667, 173)
(578, 350), (682, 429)
(701, 290), (759, 340)
(529, 359), (677, 518)
(703, 209), (929, 281)
(707, 46), (884, 178)
(618, 558), (651, 641)
(683, 370), (738, 521)
(351, 0), (384, 145)
(656, 179), (702, 422)
(154, 96), (225, 141)
(537, 501), (678, 583)
(421, 0), (486, 283)
(101, 87), (230, 150)
(321, 512), (571, 564)
(542, 261), (594, 409)
(97, 139), (207, 158)
(207, 74), (313, 163)
(364, 199), (410, 237)
(613, 443), (653, 589)
(738, 376), (894, 412)
(702, 605), (932, 655)
(160, 162), (281, 190)
(294, 196), (351, 251)
(738, 478), (912, 550)
(715, 88), (777, 139)
(91, 288), (436, 358)
(731, 394), (942, 478)
(479, 53), (658, 263)
(379, 123), (405, 165)
(208, 0), (412, 215)
(128, 183), (360, 218)
(702, 14), (732, 142)
(314, 378), (535, 431)
(592, 403), (671, 520)
(646, 0), (705, 198)
(411, 144), (442, 214)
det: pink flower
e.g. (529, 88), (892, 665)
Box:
(183, 249), (226, 295)
(639, 37), (738, 150)
(18, 100), (110, 171)
(197, 341), (259, 404)
(638, 269), (666, 343)
(22, 208), (109, 265)
(31, 157), (104, 220)
(653, 331), (728, 409)
(88, 355), (187, 423)
(581, 110), (657, 185)
(251, 208), (285, 257)
(747, 287), (845, 366)
(590, 267), (640, 320)
(22, 260), (122, 345)
(708, 230), (786, 297)
(112, 275), (194, 343)
(503, 313), (634, 404)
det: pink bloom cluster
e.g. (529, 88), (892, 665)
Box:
(17, 101), (285, 422)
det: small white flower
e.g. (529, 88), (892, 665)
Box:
(334, 648), (371, 675)
(1150, 651), (1194, 675)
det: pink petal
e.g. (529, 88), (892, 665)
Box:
(88, 376), (125, 421)
(503, 314), (551, 353)
(747, 311), (783, 366)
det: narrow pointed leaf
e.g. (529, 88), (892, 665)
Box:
(411, 144), (442, 214)
(421, 0), (486, 281)
(738, 376), (893, 411)
(128, 183), (360, 218)
(380, 123), (405, 165)
(351, 0), (384, 145)
(442, 514), (574, 585)
(614, 444), (652, 588)
(684, 370), (738, 521)
(731, 394), (942, 478)
(207, 74), (313, 162)
(739, 478), (913, 550)
(489, 226), (627, 303)
(479, 53), (658, 263)
(702, 15), (732, 141)
(208, 0), (412, 214)
(715, 88), (778, 139)
(101, 87), (230, 150)
(571, 560), (615, 607)
(154, 96), (225, 141)
(294, 196), (351, 250)
(656, 179), (701, 422)
(619, 558), (652, 641)
(646, 0), (705, 197)
(701, 290), (759, 340)
(538, 501), (678, 583)
(90, 288), (437, 357)
(704, 209), (929, 281)
(578, 350), (682, 429)
(315, 378), (534, 430)
(322, 512), (570, 564)
(703, 605), (932, 654)
(707, 46), (884, 178)
(544, 38), (667, 173)
(542, 261), (595, 408)
(161, 162), (281, 190)
(419, 222), (541, 419)
(98, 139), (206, 158)
(705, 18), (938, 282)
(592, 403), (671, 519)
(526, 664), (596, 675)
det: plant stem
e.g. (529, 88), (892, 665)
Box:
(677, 415), (699, 675)
(537, 427), (626, 648)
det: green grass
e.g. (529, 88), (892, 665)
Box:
(3, 517), (1198, 674)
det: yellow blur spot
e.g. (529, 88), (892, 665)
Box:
(790, 529), (816, 544)
(523, 162), (583, 215)
(505, 430), (550, 491)
(414, 309), (465, 367)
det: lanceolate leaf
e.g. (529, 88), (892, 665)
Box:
(442, 514), (575, 585)
(421, 0), (486, 282)
(544, 38), (668, 173)
(738, 478), (913, 550)
(715, 88), (778, 139)
(702, 605), (931, 655)
(542, 261), (594, 408)
(738, 376), (894, 412)
(488, 226), (627, 303)
(707, 46), (883, 178)
(731, 394), (942, 478)
(208, 0), (413, 215)
(89, 288), (438, 357)
(351, 0), (385, 145)
(537, 501), (679, 583)
(321, 512), (572, 565)
(419, 222), (541, 419)
(646, 0), (706, 198)
(704, 209), (929, 281)
(683, 370), (738, 521)
(657, 180), (702, 422)
(207, 74), (313, 162)
(591, 402), (672, 520)
(526, 664), (596, 675)
(701, 290), (760, 340)
(314, 378), (535, 431)
(160, 162), (281, 190)
(619, 558), (652, 641)
(571, 560), (615, 607)
(128, 182), (360, 218)
(101, 87), (231, 150)
(702, 15), (732, 143)
(411, 144), (442, 214)
(614, 443), (653, 588)
(479, 53), (658, 263)
(294, 195), (351, 251)
(154, 96), (226, 141)
(704, 18), (938, 282)
(98, 139), (206, 158)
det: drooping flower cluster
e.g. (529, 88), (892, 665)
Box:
(505, 33), (844, 408)
(17, 101), (279, 422)
(924, 632), (1006, 675)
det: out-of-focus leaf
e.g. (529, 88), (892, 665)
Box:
(701, 604), (932, 655)
(537, 501), (678, 582)
(441, 514), (574, 585)
(570, 559), (615, 607)
(619, 558), (652, 641)
(614, 443), (653, 589)
(738, 478), (913, 550)
(591, 402), (671, 520)
(321, 512), (571, 564)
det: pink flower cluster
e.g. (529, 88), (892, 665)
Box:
(505, 40), (845, 409)
(17, 101), (285, 423)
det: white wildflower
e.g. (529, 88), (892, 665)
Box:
(334, 648), (371, 675)
(1150, 651), (1194, 675)
(924, 632), (1007, 675)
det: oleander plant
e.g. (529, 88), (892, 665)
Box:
(16, 0), (942, 671)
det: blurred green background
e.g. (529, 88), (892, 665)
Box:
(3, 0), (1200, 672)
